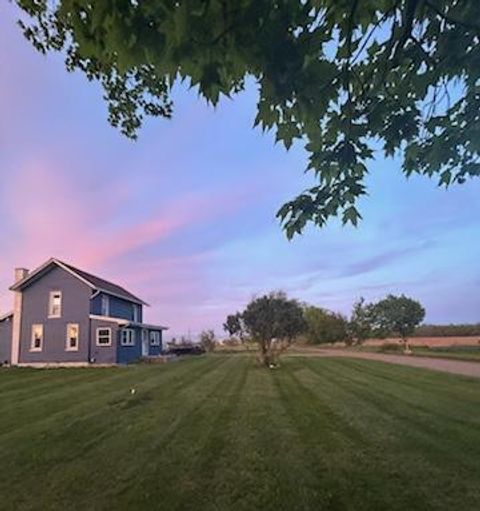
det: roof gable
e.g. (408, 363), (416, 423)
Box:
(9, 258), (148, 306)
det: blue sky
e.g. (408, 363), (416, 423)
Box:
(1, 3), (479, 337)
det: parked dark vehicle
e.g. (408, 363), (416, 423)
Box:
(167, 345), (205, 356)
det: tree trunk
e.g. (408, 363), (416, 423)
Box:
(403, 336), (412, 355)
(259, 339), (273, 367)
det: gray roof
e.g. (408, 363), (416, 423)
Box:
(10, 258), (148, 306)
(0, 311), (13, 322)
(61, 261), (147, 305)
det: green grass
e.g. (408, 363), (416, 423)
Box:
(352, 343), (480, 362)
(411, 346), (480, 362)
(1, 355), (480, 510)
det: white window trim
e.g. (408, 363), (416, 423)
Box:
(48, 290), (62, 318)
(150, 331), (160, 346)
(121, 328), (135, 346)
(96, 327), (112, 346)
(30, 324), (43, 352)
(66, 323), (79, 352)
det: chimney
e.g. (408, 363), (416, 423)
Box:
(15, 268), (29, 283)
(11, 267), (29, 365)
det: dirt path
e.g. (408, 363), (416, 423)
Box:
(288, 348), (480, 379)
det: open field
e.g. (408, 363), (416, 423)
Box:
(1, 355), (480, 510)
(360, 336), (480, 348)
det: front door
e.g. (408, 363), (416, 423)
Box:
(141, 329), (149, 357)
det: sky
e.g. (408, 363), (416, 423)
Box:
(1, 3), (479, 338)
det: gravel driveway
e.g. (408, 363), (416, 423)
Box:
(289, 348), (480, 378)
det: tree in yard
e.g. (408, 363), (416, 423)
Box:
(223, 312), (255, 350)
(347, 297), (375, 346)
(14, 1), (480, 237)
(238, 291), (305, 366)
(304, 306), (348, 344)
(199, 329), (217, 353)
(370, 294), (426, 353)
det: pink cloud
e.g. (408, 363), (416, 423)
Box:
(0, 159), (256, 330)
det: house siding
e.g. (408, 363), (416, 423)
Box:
(90, 293), (143, 322)
(117, 328), (142, 364)
(18, 266), (91, 364)
(116, 328), (163, 363)
(89, 319), (119, 364)
(0, 317), (12, 364)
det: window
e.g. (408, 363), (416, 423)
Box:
(121, 329), (135, 346)
(96, 327), (112, 346)
(48, 291), (62, 318)
(133, 304), (140, 322)
(101, 295), (110, 316)
(66, 323), (79, 351)
(30, 324), (43, 351)
(150, 331), (160, 346)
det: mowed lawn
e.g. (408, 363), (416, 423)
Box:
(412, 346), (480, 362)
(1, 356), (480, 510)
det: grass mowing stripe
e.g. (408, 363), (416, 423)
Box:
(273, 360), (384, 511)
(306, 357), (480, 420)
(0, 356), (225, 442)
(0, 367), (84, 390)
(0, 369), (141, 432)
(276, 358), (451, 511)
(332, 357), (480, 399)
(309, 358), (480, 442)
(201, 356), (321, 511)
(49, 356), (240, 511)
(298, 357), (480, 508)
(303, 358), (480, 458)
(0, 359), (234, 509)
(2, 355), (480, 510)
(149, 356), (250, 511)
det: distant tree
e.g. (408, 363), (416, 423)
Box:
(15, 1), (480, 236)
(199, 330), (216, 353)
(348, 297), (375, 345)
(304, 307), (348, 344)
(239, 291), (305, 366)
(223, 313), (245, 341)
(371, 295), (426, 353)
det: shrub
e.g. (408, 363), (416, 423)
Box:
(377, 342), (403, 353)
(199, 330), (217, 353)
(304, 306), (348, 344)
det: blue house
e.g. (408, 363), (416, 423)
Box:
(0, 258), (168, 366)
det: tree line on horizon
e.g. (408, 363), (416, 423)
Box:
(222, 291), (428, 366)
(176, 291), (480, 367)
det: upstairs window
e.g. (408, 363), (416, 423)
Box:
(48, 291), (62, 318)
(101, 295), (110, 316)
(30, 324), (43, 351)
(150, 331), (160, 346)
(133, 304), (140, 322)
(66, 323), (79, 351)
(121, 329), (135, 346)
(96, 327), (112, 346)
